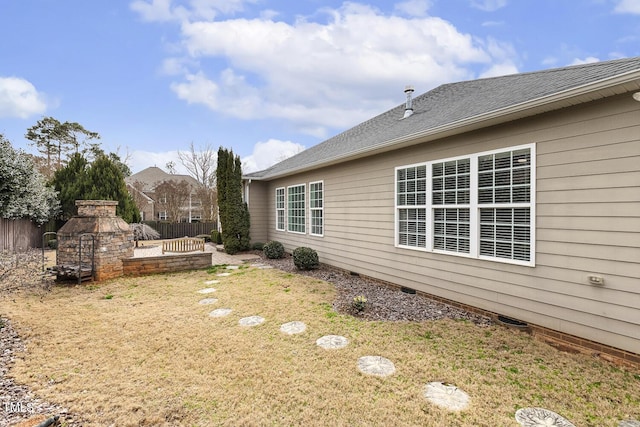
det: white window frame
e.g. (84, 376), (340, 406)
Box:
(432, 157), (472, 256)
(395, 163), (428, 250)
(287, 184), (306, 234)
(309, 181), (324, 237)
(275, 187), (285, 231)
(394, 143), (535, 266)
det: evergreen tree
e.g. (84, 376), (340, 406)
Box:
(216, 147), (228, 230)
(50, 152), (140, 222)
(216, 147), (250, 254)
(85, 154), (140, 223)
(50, 153), (89, 220)
(26, 117), (100, 179)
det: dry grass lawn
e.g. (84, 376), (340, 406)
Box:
(3, 265), (640, 426)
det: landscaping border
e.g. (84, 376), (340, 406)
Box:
(122, 252), (211, 276)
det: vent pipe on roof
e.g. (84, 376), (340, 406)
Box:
(403, 85), (414, 119)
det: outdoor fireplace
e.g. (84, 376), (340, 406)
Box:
(56, 200), (134, 281)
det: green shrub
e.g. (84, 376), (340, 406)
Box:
(47, 239), (58, 249)
(196, 234), (211, 242)
(263, 241), (285, 259)
(352, 295), (367, 312)
(252, 242), (265, 251)
(293, 247), (319, 270)
(211, 230), (223, 245)
(223, 235), (243, 255)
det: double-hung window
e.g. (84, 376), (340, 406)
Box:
(432, 158), (470, 254)
(395, 144), (534, 265)
(478, 148), (532, 262)
(275, 187), (285, 231)
(396, 165), (427, 248)
(309, 181), (324, 236)
(287, 184), (306, 233)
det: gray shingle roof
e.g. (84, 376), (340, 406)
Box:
(247, 56), (640, 180)
(126, 166), (200, 191)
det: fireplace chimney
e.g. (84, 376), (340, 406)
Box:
(56, 200), (134, 281)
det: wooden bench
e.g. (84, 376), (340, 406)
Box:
(162, 237), (205, 254)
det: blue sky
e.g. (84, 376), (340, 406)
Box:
(1, 0), (639, 174)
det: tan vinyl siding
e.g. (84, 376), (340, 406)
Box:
(255, 93), (640, 355)
(247, 180), (269, 244)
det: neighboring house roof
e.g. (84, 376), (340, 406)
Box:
(246, 56), (640, 181)
(125, 166), (200, 192)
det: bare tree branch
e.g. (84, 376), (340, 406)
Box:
(177, 142), (217, 189)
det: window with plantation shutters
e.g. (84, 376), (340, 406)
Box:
(432, 158), (470, 254)
(395, 144), (534, 266)
(396, 165), (427, 248)
(478, 148), (532, 262)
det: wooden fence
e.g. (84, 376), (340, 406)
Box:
(0, 218), (43, 251)
(142, 221), (218, 239)
(0, 219), (218, 250)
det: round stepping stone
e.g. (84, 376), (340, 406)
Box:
(209, 308), (233, 317)
(424, 382), (470, 411)
(280, 321), (307, 335)
(226, 265), (239, 270)
(197, 288), (217, 294)
(198, 298), (218, 305)
(316, 335), (349, 349)
(259, 265), (273, 269)
(239, 315), (265, 326)
(204, 280), (220, 285)
(216, 272), (232, 277)
(515, 408), (575, 427)
(357, 356), (396, 377)
(619, 421), (640, 427)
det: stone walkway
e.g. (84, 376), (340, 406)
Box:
(196, 262), (638, 426)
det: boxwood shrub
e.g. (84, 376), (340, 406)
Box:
(293, 247), (319, 270)
(263, 241), (285, 259)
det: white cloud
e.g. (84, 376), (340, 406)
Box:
(130, 0), (177, 22)
(170, 71), (221, 109)
(394, 0), (432, 17)
(470, 0), (508, 12)
(0, 76), (47, 119)
(129, 149), (188, 174)
(242, 139), (305, 173)
(568, 56), (601, 66)
(159, 2), (505, 136)
(478, 61), (518, 78)
(129, 140), (303, 175)
(614, 0), (640, 14)
(130, 0), (258, 22)
(159, 57), (198, 75)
